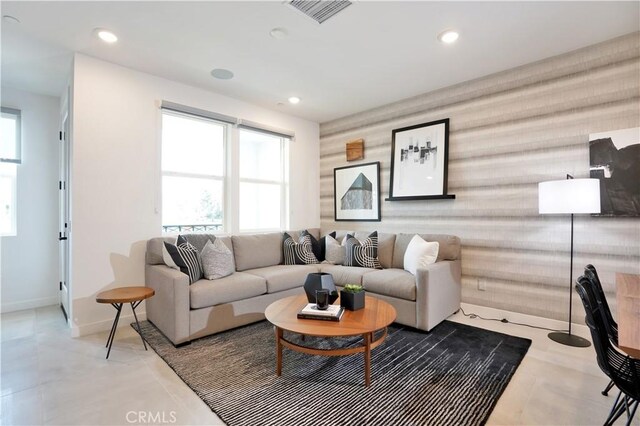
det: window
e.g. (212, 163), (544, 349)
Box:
(161, 111), (226, 233)
(160, 102), (292, 235)
(238, 128), (289, 232)
(0, 107), (20, 236)
(1, 107), (21, 164)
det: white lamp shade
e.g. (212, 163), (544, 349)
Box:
(538, 178), (601, 214)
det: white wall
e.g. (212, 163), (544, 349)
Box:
(1, 87), (60, 313)
(70, 54), (320, 336)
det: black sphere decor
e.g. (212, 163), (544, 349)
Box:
(303, 273), (338, 304)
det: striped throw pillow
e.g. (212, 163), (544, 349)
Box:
(162, 235), (203, 284)
(344, 231), (382, 269)
(283, 232), (319, 265)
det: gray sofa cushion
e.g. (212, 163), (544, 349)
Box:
(232, 232), (283, 271)
(146, 236), (177, 265)
(190, 272), (267, 309)
(392, 233), (461, 268)
(146, 235), (234, 265)
(318, 264), (376, 285)
(362, 269), (417, 301)
(354, 231), (396, 269)
(244, 264), (319, 293)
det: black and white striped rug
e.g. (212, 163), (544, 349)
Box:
(136, 320), (530, 426)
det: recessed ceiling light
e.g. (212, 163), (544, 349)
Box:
(269, 27), (288, 40)
(211, 68), (234, 80)
(438, 30), (459, 44)
(288, 97), (301, 105)
(2, 15), (20, 24)
(94, 28), (118, 43)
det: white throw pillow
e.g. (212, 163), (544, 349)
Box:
(201, 238), (235, 280)
(324, 234), (349, 265)
(404, 235), (439, 275)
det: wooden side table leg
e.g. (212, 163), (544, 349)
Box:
(131, 300), (147, 350)
(276, 327), (283, 376)
(364, 332), (372, 387)
(106, 303), (123, 359)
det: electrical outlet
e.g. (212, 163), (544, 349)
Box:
(477, 278), (487, 291)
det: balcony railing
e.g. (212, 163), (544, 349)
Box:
(162, 223), (223, 233)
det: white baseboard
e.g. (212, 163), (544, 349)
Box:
(1, 296), (59, 313)
(459, 302), (590, 335)
(71, 311), (147, 338)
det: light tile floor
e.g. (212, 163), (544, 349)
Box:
(0, 304), (632, 425)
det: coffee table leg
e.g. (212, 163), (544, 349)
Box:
(276, 327), (283, 376)
(364, 332), (372, 387)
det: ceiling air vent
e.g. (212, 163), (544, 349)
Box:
(287, 0), (352, 24)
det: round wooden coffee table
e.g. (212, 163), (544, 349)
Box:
(265, 294), (396, 386)
(96, 286), (155, 359)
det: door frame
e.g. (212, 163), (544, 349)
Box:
(58, 86), (72, 324)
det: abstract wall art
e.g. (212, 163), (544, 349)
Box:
(589, 127), (640, 216)
(334, 161), (381, 221)
(387, 118), (454, 200)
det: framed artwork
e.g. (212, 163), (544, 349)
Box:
(334, 161), (381, 221)
(589, 127), (640, 216)
(387, 118), (454, 201)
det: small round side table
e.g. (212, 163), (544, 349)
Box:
(96, 286), (155, 359)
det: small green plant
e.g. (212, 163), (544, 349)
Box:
(343, 284), (364, 293)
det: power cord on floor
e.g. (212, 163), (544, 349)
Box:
(458, 307), (568, 333)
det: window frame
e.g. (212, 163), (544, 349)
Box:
(1, 107), (22, 164)
(160, 109), (229, 234)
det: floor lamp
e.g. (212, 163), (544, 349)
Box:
(538, 174), (601, 347)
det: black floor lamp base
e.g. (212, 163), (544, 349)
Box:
(548, 331), (591, 348)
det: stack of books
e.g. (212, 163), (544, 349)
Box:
(297, 303), (345, 321)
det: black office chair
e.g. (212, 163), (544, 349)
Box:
(584, 265), (619, 396)
(576, 277), (640, 426)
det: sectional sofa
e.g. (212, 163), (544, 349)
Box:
(145, 229), (462, 346)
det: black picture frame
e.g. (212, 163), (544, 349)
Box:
(334, 161), (381, 222)
(387, 118), (455, 201)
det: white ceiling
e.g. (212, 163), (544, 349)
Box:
(1, 1), (639, 123)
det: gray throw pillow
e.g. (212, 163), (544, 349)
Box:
(324, 234), (349, 265)
(201, 238), (235, 280)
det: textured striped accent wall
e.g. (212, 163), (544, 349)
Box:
(319, 33), (640, 322)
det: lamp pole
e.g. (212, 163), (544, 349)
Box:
(546, 174), (591, 347)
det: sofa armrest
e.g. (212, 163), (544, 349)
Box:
(415, 259), (462, 331)
(145, 264), (190, 345)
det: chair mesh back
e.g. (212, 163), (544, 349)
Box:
(575, 278), (640, 400)
(584, 265), (618, 343)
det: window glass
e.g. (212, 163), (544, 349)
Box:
(162, 113), (224, 176)
(1, 108), (20, 163)
(239, 130), (282, 182)
(239, 182), (281, 231)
